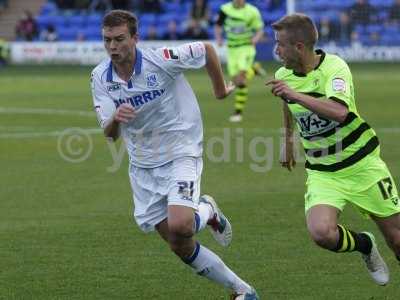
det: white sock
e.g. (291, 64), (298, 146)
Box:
(183, 242), (252, 294)
(194, 202), (213, 233)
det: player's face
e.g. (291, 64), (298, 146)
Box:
(274, 30), (301, 70)
(233, 0), (245, 7)
(103, 24), (138, 64)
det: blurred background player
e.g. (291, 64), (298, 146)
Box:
(91, 10), (259, 300)
(215, 0), (265, 123)
(267, 13), (400, 286)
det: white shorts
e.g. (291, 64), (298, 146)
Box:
(129, 156), (203, 233)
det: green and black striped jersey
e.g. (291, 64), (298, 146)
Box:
(275, 50), (380, 173)
(216, 2), (264, 48)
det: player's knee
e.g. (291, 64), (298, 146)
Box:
(168, 218), (195, 240)
(233, 76), (246, 88)
(167, 222), (195, 259)
(308, 224), (338, 249)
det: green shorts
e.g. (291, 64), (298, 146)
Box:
(226, 45), (256, 77)
(305, 156), (400, 218)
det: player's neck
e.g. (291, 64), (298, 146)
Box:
(295, 52), (321, 75)
(114, 51), (136, 82)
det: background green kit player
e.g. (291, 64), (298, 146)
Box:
(266, 14), (400, 285)
(215, 0), (265, 122)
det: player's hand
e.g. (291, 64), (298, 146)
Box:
(265, 79), (299, 102)
(225, 81), (236, 96)
(114, 103), (136, 123)
(280, 139), (296, 171)
(216, 39), (224, 47)
(216, 81), (236, 99)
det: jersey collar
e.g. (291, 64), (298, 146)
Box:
(106, 48), (143, 87)
(293, 49), (326, 77)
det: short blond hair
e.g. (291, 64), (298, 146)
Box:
(272, 13), (318, 50)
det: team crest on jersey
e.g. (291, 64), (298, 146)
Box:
(107, 83), (121, 92)
(163, 48), (179, 60)
(146, 73), (159, 88)
(332, 78), (346, 93)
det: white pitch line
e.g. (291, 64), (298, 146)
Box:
(0, 128), (103, 139)
(0, 107), (96, 117)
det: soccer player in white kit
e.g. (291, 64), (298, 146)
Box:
(91, 10), (259, 299)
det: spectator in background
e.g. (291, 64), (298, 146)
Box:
(0, 0), (8, 12)
(76, 31), (86, 41)
(89, 0), (113, 12)
(330, 12), (353, 44)
(189, 0), (210, 30)
(40, 25), (58, 41)
(337, 12), (353, 44)
(112, 0), (130, 10)
(15, 10), (38, 41)
(146, 24), (159, 40)
(139, 0), (163, 13)
(264, 0), (281, 10)
(388, 0), (400, 25)
(74, 0), (91, 9)
(369, 30), (380, 45)
(55, 0), (75, 9)
(318, 17), (332, 44)
(161, 20), (183, 40)
(184, 19), (209, 40)
(348, 0), (376, 26)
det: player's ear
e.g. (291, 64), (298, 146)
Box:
(294, 41), (305, 54)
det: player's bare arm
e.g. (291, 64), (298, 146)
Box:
(280, 102), (296, 171)
(104, 103), (136, 141)
(251, 29), (264, 45)
(204, 42), (235, 99)
(266, 79), (349, 123)
(214, 25), (224, 47)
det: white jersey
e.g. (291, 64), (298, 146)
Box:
(91, 42), (206, 168)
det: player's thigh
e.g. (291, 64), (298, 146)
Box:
(129, 164), (169, 233)
(305, 176), (345, 235)
(236, 46), (256, 72)
(226, 47), (254, 77)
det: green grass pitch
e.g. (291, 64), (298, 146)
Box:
(0, 63), (399, 299)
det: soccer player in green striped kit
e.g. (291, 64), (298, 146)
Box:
(215, 0), (265, 122)
(267, 14), (400, 285)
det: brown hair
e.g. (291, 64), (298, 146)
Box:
(102, 10), (138, 36)
(272, 13), (318, 49)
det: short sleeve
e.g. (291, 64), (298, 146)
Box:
(91, 72), (116, 129)
(156, 42), (206, 77)
(251, 8), (264, 30)
(325, 64), (353, 107)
